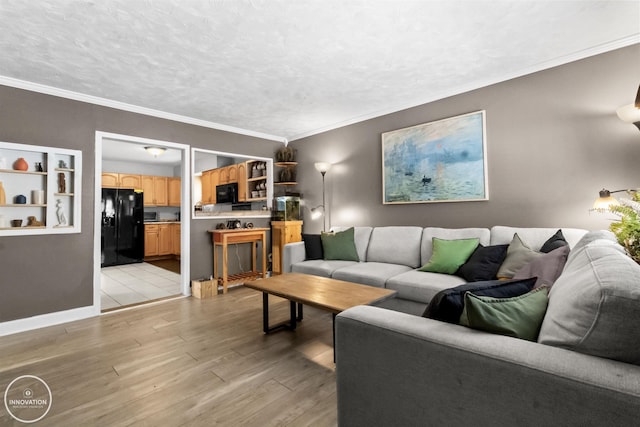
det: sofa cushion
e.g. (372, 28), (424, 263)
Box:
(419, 237), (479, 274)
(291, 259), (358, 277)
(456, 244), (509, 282)
(331, 226), (373, 261)
(332, 262), (413, 288)
(322, 227), (359, 261)
(421, 227), (491, 266)
(538, 241), (640, 365)
(562, 230), (620, 272)
(422, 277), (537, 324)
(460, 286), (549, 341)
(540, 229), (568, 253)
(302, 234), (323, 260)
(490, 226), (587, 249)
(496, 234), (544, 279)
(386, 270), (467, 303)
(366, 226), (423, 268)
(513, 245), (570, 289)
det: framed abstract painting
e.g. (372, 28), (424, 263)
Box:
(382, 110), (488, 204)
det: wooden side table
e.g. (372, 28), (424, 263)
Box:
(271, 220), (303, 275)
(208, 228), (269, 294)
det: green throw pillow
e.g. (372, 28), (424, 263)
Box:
(419, 238), (479, 274)
(321, 227), (359, 261)
(460, 286), (549, 341)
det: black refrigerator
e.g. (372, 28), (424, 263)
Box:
(101, 188), (144, 267)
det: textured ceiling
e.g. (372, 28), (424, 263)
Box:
(0, 1), (638, 142)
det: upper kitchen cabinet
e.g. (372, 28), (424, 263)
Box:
(168, 177), (181, 206)
(102, 173), (141, 189)
(142, 175), (168, 206)
(0, 141), (82, 236)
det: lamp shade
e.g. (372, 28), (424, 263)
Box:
(616, 84), (640, 130)
(593, 189), (621, 211)
(314, 162), (332, 173)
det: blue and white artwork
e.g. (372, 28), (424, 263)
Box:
(382, 111), (488, 204)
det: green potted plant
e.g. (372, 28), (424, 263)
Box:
(609, 192), (640, 263)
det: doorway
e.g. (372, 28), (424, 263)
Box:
(93, 132), (191, 313)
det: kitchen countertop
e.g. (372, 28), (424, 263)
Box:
(144, 220), (181, 224)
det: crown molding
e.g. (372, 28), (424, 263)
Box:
(0, 75), (287, 144)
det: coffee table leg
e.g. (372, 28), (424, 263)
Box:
(333, 313), (337, 363)
(262, 293), (302, 333)
(262, 292), (270, 334)
(289, 300), (296, 331)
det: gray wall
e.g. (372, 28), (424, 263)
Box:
(0, 85), (279, 322)
(291, 44), (640, 234)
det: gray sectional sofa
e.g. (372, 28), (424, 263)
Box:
(283, 225), (588, 315)
(283, 226), (640, 425)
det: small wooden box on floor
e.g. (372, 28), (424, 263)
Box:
(192, 279), (216, 299)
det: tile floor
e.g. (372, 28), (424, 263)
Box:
(101, 262), (182, 311)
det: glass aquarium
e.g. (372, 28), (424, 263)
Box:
(272, 195), (301, 221)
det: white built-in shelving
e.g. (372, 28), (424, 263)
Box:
(0, 141), (82, 236)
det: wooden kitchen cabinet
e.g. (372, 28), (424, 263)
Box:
(119, 174), (142, 189)
(101, 173), (141, 189)
(142, 175), (168, 206)
(237, 162), (247, 202)
(168, 177), (181, 206)
(270, 220), (303, 274)
(228, 164), (238, 183)
(209, 169), (219, 202)
(158, 223), (172, 255)
(201, 170), (212, 204)
(144, 224), (159, 257)
(172, 223), (181, 255)
(218, 166), (229, 184)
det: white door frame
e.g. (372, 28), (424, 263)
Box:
(93, 131), (191, 312)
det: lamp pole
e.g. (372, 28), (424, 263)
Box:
(321, 170), (327, 232)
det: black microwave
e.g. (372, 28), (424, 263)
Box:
(216, 183), (238, 204)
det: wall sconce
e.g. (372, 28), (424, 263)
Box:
(313, 162), (332, 232)
(145, 146), (166, 157)
(593, 188), (637, 212)
(616, 84), (640, 131)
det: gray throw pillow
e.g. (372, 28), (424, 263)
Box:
(512, 245), (570, 289)
(497, 233), (544, 279)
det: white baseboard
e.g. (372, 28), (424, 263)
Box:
(0, 306), (99, 337)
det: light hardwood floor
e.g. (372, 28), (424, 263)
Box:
(0, 287), (337, 426)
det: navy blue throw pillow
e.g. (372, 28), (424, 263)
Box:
(302, 234), (324, 260)
(456, 244), (509, 282)
(422, 277), (538, 323)
(540, 229), (568, 253)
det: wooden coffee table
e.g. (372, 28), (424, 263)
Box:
(243, 273), (397, 334)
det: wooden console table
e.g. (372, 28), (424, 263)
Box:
(208, 228), (269, 294)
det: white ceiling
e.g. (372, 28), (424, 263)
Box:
(0, 1), (638, 143)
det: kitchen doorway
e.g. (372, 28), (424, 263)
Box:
(94, 131), (191, 313)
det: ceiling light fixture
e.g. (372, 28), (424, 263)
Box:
(616, 84), (640, 131)
(145, 146), (166, 157)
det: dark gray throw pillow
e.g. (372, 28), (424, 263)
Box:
(540, 229), (568, 253)
(422, 277), (538, 324)
(456, 244), (509, 282)
(302, 234), (324, 260)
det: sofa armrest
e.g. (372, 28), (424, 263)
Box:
(282, 241), (306, 273)
(336, 305), (640, 427)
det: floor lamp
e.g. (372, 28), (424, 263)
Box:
(312, 162), (332, 232)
